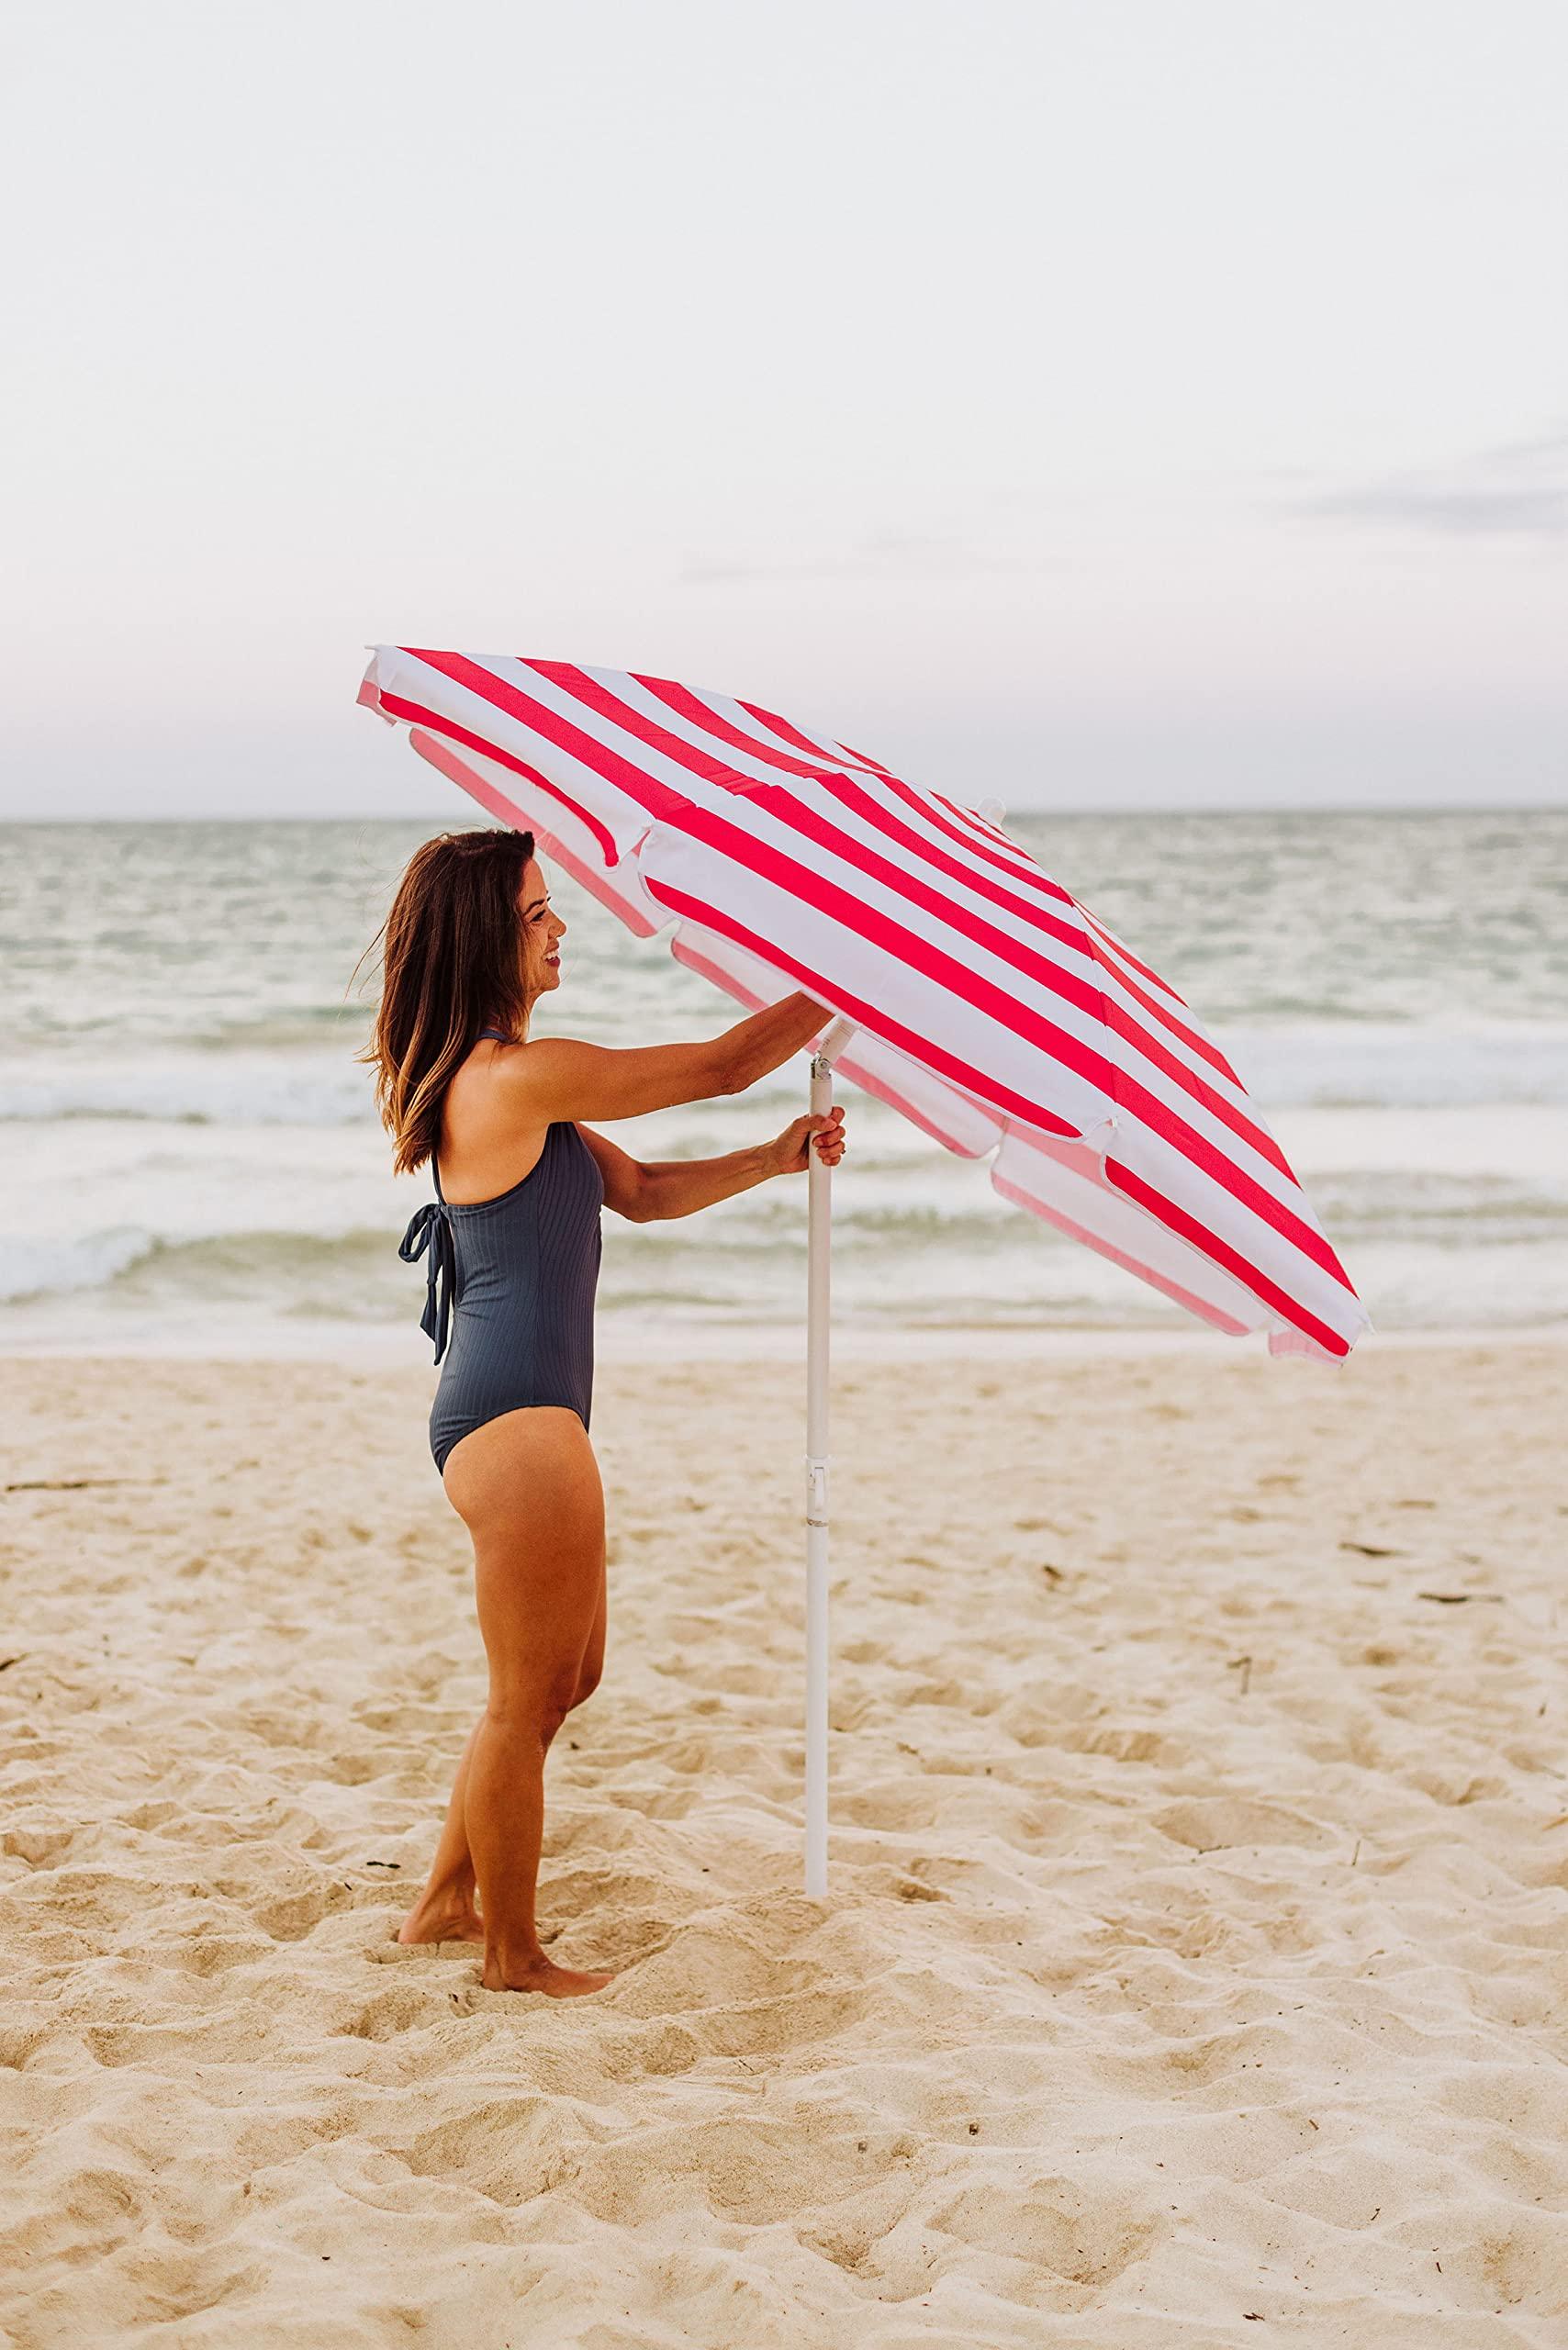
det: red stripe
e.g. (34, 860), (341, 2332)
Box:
(379, 688), (621, 867)
(991, 1169), (1252, 1336)
(620, 673), (1235, 1083)
(612, 672), (848, 789)
(537, 664), (1294, 1185)
(1092, 936), (1235, 1080)
(734, 697), (884, 774)
(832, 735), (898, 778)
(932, 791), (1018, 855)
(406, 731), (661, 938)
(414, 651), (1347, 1287)
(866, 768), (1079, 912)
(1105, 1158), (1353, 1353)
(812, 778), (1092, 967)
(645, 873), (1080, 1141)
(668, 938), (766, 1011)
(1080, 906), (1189, 1009)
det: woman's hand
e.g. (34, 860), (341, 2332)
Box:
(768, 1105), (847, 1176)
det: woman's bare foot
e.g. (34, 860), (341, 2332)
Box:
(481, 1949), (613, 1998)
(396, 1895), (486, 1947)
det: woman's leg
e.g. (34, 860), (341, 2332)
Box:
(398, 1560), (605, 1946)
(397, 1713), (485, 1943)
(439, 1405), (612, 1997)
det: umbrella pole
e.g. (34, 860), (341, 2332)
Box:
(805, 1018), (854, 1897)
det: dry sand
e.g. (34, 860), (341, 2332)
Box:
(2, 1339), (1565, 2347)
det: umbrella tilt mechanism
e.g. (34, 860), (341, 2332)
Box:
(805, 1015), (856, 1897)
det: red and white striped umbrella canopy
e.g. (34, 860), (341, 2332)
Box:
(360, 647), (1368, 1361)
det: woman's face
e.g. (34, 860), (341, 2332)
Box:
(518, 856), (567, 1003)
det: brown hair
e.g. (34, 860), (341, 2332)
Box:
(355, 825), (537, 1176)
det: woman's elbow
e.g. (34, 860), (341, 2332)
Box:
(719, 1043), (761, 1094)
(706, 1045), (747, 1099)
(619, 1167), (658, 1222)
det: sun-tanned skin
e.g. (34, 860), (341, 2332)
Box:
(396, 858), (846, 1995)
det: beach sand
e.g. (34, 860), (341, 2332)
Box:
(2, 1338), (1565, 2346)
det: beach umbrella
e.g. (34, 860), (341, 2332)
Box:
(360, 647), (1369, 1891)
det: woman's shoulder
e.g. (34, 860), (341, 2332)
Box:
(438, 1037), (568, 1192)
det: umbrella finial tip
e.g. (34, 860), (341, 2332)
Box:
(978, 796), (1007, 825)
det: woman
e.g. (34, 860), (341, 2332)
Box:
(362, 825), (846, 1998)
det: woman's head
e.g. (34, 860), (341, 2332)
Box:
(356, 825), (567, 1173)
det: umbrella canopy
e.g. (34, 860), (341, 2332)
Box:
(361, 645), (1367, 1360)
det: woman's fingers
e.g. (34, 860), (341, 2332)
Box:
(809, 1106), (847, 1162)
(776, 1104), (846, 1171)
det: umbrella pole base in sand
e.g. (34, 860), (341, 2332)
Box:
(805, 1019), (855, 1897)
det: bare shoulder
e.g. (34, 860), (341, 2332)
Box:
(435, 1035), (564, 1199)
(488, 1035), (599, 1105)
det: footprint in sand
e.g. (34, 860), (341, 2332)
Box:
(1154, 1796), (1334, 1852)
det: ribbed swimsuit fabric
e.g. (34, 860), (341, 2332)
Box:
(397, 1031), (604, 1474)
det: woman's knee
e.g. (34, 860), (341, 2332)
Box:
(485, 1667), (581, 1744)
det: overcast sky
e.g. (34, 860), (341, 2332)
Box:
(3, 0), (1564, 817)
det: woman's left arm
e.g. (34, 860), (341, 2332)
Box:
(577, 1110), (846, 1222)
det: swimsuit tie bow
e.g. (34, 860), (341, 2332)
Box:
(398, 1200), (455, 1363)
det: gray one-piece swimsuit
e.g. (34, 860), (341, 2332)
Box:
(398, 1033), (605, 1474)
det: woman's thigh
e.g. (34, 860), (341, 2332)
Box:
(442, 1406), (604, 1705)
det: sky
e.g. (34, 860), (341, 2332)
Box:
(2, 0), (1564, 818)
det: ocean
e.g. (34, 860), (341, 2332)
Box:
(3, 811), (1565, 1356)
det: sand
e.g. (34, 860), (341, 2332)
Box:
(2, 1337), (1565, 2347)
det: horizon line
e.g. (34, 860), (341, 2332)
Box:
(4, 799), (1566, 828)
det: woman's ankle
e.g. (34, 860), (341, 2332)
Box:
(483, 1927), (545, 1972)
(411, 1873), (476, 1916)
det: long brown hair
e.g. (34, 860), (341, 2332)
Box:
(356, 825), (537, 1175)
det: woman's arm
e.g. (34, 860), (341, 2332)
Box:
(501, 991), (831, 1128)
(577, 1107), (846, 1222)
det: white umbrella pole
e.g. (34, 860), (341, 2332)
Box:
(805, 1016), (855, 1897)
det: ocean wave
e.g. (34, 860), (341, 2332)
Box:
(0, 1058), (378, 1127)
(2, 1226), (162, 1304)
(1, 1225), (400, 1308)
(4, 1020), (1566, 1130)
(9, 1164), (1567, 1314)
(1220, 1024), (1568, 1109)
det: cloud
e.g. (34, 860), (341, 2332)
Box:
(1296, 431), (1568, 538)
(679, 529), (1054, 585)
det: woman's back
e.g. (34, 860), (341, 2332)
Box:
(399, 1032), (605, 1474)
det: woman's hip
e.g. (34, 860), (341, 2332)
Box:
(437, 1400), (601, 1546)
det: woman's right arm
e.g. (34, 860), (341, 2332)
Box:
(499, 991), (833, 1125)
